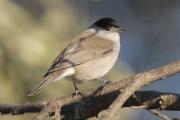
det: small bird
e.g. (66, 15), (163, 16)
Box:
(28, 18), (125, 96)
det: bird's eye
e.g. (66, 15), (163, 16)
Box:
(105, 26), (111, 31)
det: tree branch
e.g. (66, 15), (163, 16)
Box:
(0, 60), (179, 120)
(99, 60), (180, 120)
(1, 91), (180, 119)
(0, 103), (45, 115)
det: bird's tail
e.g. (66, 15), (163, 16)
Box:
(27, 75), (55, 96)
(28, 67), (75, 96)
(27, 78), (50, 96)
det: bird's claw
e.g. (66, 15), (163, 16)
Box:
(104, 80), (111, 84)
(72, 89), (84, 98)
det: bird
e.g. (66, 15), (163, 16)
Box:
(28, 17), (125, 96)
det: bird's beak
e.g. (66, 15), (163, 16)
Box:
(119, 28), (126, 32)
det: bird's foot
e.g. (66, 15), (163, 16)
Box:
(104, 80), (111, 85)
(90, 86), (104, 96)
(72, 89), (84, 98)
(91, 78), (112, 97)
(100, 76), (112, 85)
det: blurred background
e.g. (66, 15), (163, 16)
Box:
(0, 0), (180, 120)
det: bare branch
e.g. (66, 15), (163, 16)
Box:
(98, 60), (180, 120)
(0, 103), (45, 115)
(1, 91), (180, 119)
(0, 60), (179, 119)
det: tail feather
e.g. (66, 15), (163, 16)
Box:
(27, 77), (52, 96)
(28, 67), (75, 96)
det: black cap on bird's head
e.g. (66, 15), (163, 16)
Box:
(94, 18), (126, 33)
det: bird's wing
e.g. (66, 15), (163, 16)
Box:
(44, 31), (114, 77)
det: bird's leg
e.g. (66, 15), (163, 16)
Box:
(73, 80), (80, 95)
(91, 76), (112, 96)
(72, 80), (84, 97)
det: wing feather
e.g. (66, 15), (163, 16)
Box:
(44, 31), (114, 77)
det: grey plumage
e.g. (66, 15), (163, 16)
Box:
(28, 18), (124, 96)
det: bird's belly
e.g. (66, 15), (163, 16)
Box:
(73, 47), (120, 81)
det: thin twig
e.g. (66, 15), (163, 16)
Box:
(148, 109), (171, 120)
(0, 103), (46, 115)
